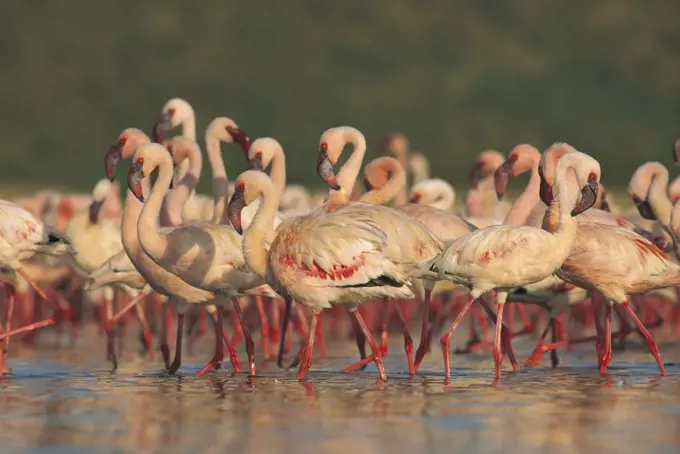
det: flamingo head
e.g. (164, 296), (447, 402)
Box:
(571, 172), (599, 216)
(106, 128), (150, 181)
(408, 192), (422, 203)
(631, 194), (655, 220)
(673, 136), (680, 166)
(248, 138), (283, 173)
(316, 142), (340, 191)
(227, 182), (246, 235)
(493, 153), (517, 200)
(598, 186), (611, 212)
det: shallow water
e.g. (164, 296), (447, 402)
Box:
(1, 332), (679, 454)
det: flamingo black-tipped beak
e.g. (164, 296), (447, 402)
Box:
(673, 136), (680, 166)
(104, 143), (122, 181)
(363, 177), (374, 192)
(152, 112), (171, 143)
(538, 170), (553, 206)
(571, 177), (598, 216)
(316, 147), (340, 191)
(127, 161), (145, 203)
(494, 160), (513, 200)
(248, 155), (264, 172)
(227, 126), (252, 156)
(227, 187), (246, 235)
(408, 193), (422, 204)
(632, 194), (656, 220)
(88, 200), (104, 224)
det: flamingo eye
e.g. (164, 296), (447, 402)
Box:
(235, 181), (245, 190)
(118, 137), (127, 145)
(136, 157), (144, 164)
(588, 172), (597, 181)
(167, 108), (175, 116)
(509, 153), (518, 162)
(255, 151), (262, 158)
(319, 142), (328, 151)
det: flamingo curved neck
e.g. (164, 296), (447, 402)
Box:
(326, 132), (366, 210)
(205, 136), (230, 225)
(166, 146), (203, 226)
(138, 156), (173, 262)
(429, 183), (455, 210)
(243, 183), (278, 279)
(269, 150), (287, 197)
(360, 165), (406, 206)
(504, 161), (541, 225)
(121, 179), (150, 259)
(648, 168), (672, 228)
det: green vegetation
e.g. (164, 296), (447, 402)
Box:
(1, 1), (679, 194)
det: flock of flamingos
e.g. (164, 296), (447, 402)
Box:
(2, 97), (680, 382)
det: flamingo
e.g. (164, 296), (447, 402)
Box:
(228, 166), (441, 380)
(421, 147), (601, 379)
(0, 199), (74, 374)
(408, 178), (455, 211)
(128, 142), (281, 376)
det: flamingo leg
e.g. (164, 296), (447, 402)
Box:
(295, 312), (319, 379)
(348, 308), (387, 381)
(160, 304), (171, 370)
(254, 296), (271, 361)
(524, 317), (554, 367)
(277, 298), (293, 368)
(619, 301), (666, 375)
(348, 311), (367, 370)
(379, 298), (394, 355)
(440, 296), (476, 381)
(477, 296), (519, 372)
(1, 282), (15, 375)
(599, 304), (613, 374)
(195, 310), (226, 378)
(168, 313), (185, 375)
(343, 300), (414, 375)
(491, 303), (505, 378)
(104, 298), (118, 371)
(231, 298), (256, 377)
(414, 288), (433, 366)
(212, 309), (240, 372)
(134, 300), (153, 359)
(270, 298), (281, 347)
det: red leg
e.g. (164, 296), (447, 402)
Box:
(524, 317), (554, 367)
(271, 298), (281, 346)
(620, 301), (666, 375)
(414, 289), (433, 366)
(232, 298), (256, 377)
(515, 304), (535, 335)
(348, 309), (387, 381)
(491, 303), (505, 378)
(296, 313), (319, 379)
(599, 304), (612, 374)
(254, 296), (271, 361)
(477, 298), (519, 372)
(195, 310), (226, 377)
(440, 297), (475, 381)
(394, 301), (415, 375)
(379, 298), (394, 356)
(134, 300), (153, 359)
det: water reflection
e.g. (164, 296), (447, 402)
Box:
(0, 338), (678, 454)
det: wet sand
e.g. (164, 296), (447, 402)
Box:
(0, 330), (679, 454)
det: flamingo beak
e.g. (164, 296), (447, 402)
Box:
(127, 161), (145, 203)
(227, 187), (246, 235)
(227, 126), (252, 156)
(673, 136), (680, 166)
(363, 176), (374, 192)
(571, 178), (598, 216)
(539, 171), (553, 206)
(468, 165), (484, 189)
(408, 193), (422, 204)
(494, 160), (513, 200)
(152, 112), (171, 143)
(88, 200), (104, 224)
(248, 155), (264, 171)
(104, 143), (122, 181)
(632, 194), (656, 220)
(317, 148), (340, 191)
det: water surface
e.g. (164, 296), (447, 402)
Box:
(0, 332), (678, 454)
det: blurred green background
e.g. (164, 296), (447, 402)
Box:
(1, 0), (679, 195)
